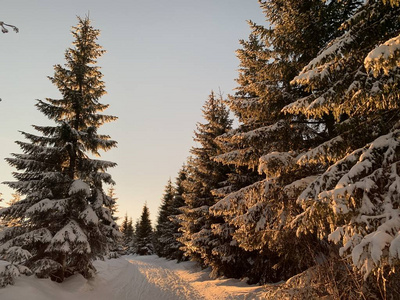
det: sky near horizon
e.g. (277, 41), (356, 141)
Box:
(0, 1), (265, 224)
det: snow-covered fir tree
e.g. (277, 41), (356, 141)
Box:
(154, 179), (176, 257)
(155, 167), (187, 261)
(106, 187), (120, 257)
(120, 214), (134, 254)
(130, 219), (140, 254)
(210, 0), (360, 283)
(135, 204), (154, 255)
(178, 92), (233, 272)
(284, 0), (400, 295)
(168, 166), (187, 262)
(107, 186), (118, 222)
(0, 17), (119, 285)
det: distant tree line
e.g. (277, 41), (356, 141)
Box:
(119, 203), (154, 256)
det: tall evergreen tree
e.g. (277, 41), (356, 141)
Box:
(106, 187), (120, 257)
(107, 186), (118, 221)
(211, 0), (360, 283)
(155, 167), (187, 261)
(0, 17), (118, 284)
(178, 91), (232, 270)
(169, 166), (187, 262)
(285, 0), (400, 294)
(120, 213), (134, 254)
(135, 204), (153, 255)
(154, 179), (175, 257)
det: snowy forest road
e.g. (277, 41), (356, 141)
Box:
(97, 256), (205, 299)
(102, 255), (265, 300)
(0, 255), (265, 300)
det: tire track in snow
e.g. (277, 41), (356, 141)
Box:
(123, 255), (264, 300)
(125, 257), (206, 300)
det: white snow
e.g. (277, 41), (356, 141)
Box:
(25, 198), (67, 215)
(79, 206), (99, 225)
(292, 30), (355, 85)
(0, 255), (265, 300)
(258, 151), (294, 177)
(69, 179), (91, 196)
(283, 176), (318, 198)
(46, 220), (90, 254)
(365, 34), (400, 75)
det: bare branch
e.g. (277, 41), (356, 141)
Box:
(0, 21), (19, 33)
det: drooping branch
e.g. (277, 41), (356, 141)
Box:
(0, 21), (18, 33)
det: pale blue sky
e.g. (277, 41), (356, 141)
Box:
(0, 1), (265, 223)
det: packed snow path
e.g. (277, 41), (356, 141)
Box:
(0, 255), (264, 300)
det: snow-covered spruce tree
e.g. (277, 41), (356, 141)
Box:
(107, 186), (118, 221)
(155, 167), (187, 261)
(106, 187), (120, 258)
(135, 204), (153, 255)
(130, 219), (140, 254)
(154, 179), (175, 257)
(168, 166), (187, 261)
(120, 214), (134, 254)
(285, 0), (400, 295)
(0, 17), (119, 284)
(178, 92), (233, 273)
(211, 0), (360, 283)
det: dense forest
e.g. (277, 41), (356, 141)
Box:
(1, 0), (400, 299)
(152, 0), (400, 298)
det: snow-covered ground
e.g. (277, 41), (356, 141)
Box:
(0, 255), (265, 300)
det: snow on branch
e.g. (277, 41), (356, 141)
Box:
(364, 34), (400, 76)
(296, 130), (400, 277)
(296, 136), (345, 166)
(3, 247), (32, 264)
(291, 29), (355, 86)
(69, 179), (91, 196)
(281, 95), (314, 115)
(0, 229), (52, 253)
(25, 198), (68, 215)
(46, 220), (91, 254)
(213, 148), (259, 169)
(283, 176), (318, 199)
(211, 180), (272, 218)
(258, 151), (296, 178)
(236, 120), (286, 142)
(79, 206), (99, 225)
